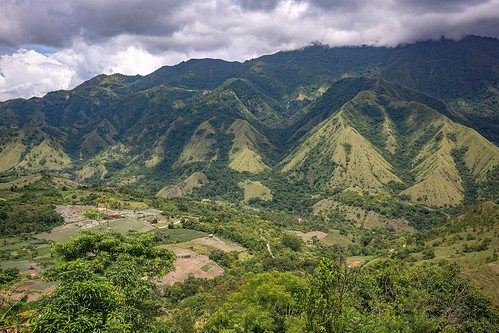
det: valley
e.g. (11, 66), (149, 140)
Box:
(0, 36), (498, 331)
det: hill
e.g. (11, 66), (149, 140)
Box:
(282, 78), (499, 207)
(0, 36), (498, 212)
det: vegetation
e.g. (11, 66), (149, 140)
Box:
(0, 36), (498, 332)
(0, 177), (497, 332)
(32, 231), (176, 332)
(0, 174), (64, 236)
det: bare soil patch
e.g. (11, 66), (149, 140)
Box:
(347, 259), (365, 267)
(5, 278), (56, 303)
(287, 230), (328, 242)
(159, 246), (224, 285)
(56, 205), (95, 223)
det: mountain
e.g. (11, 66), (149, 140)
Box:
(282, 78), (499, 207)
(0, 36), (498, 210)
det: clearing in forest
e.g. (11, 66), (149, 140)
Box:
(159, 246), (224, 285)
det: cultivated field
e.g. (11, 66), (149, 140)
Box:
(159, 246), (224, 285)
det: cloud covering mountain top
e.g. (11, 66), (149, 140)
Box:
(1, 0), (498, 101)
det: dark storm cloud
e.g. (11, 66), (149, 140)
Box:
(1, 0), (498, 100)
(397, 0), (491, 13)
(1, 0), (498, 52)
(0, 0), (184, 48)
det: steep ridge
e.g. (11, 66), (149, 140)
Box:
(226, 119), (273, 173)
(0, 37), (498, 207)
(281, 78), (499, 206)
(173, 121), (219, 168)
(0, 128), (71, 172)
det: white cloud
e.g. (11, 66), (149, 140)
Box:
(0, 0), (498, 100)
(0, 43), (184, 101)
(0, 49), (75, 101)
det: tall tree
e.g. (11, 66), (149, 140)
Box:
(32, 231), (175, 332)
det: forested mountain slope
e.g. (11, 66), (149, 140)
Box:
(0, 36), (498, 208)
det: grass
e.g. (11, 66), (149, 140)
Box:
(88, 218), (155, 233)
(0, 241), (31, 251)
(154, 228), (208, 243)
(174, 241), (218, 255)
(36, 218), (155, 243)
(346, 255), (377, 267)
(238, 251), (253, 260)
(201, 263), (215, 272)
(238, 180), (272, 202)
(192, 236), (246, 252)
(0, 260), (33, 271)
(157, 172), (208, 198)
(229, 148), (269, 173)
(320, 229), (354, 247)
(0, 239), (49, 251)
(34, 245), (52, 257)
(411, 224), (499, 303)
(173, 121), (217, 168)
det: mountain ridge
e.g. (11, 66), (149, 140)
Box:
(0, 36), (498, 210)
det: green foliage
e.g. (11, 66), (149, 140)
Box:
(0, 267), (19, 285)
(301, 258), (499, 332)
(0, 203), (63, 236)
(32, 231), (176, 332)
(204, 271), (305, 332)
(451, 147), (478, 207)
(480, 165), (499, 202)
(331, 191), (447, 230)
(0, 174), (64, 236)
(0, 294), (31, 331)
(463, 238), (491, 253)
(0, 37), (497, 211)
(51, 230), (175, 277)
(302, 257), (349, 332)
(422, 246), (436, 260)
(282, 233), (303, 252)
(82, 209), (107, 221)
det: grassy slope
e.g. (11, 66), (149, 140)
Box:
(282, 83), (499, 207)
(173, 121), (218, 168)
(226, 119), (271, 173)
(238, 180), (273, 202)
(157, 172), (209, 198)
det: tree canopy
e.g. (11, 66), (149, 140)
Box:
(32, 231), (176, 332)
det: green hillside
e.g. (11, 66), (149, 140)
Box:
(282, 78), (499, 207)
(0, 37), (497, 211)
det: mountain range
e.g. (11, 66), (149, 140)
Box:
(0, 35), (498, 209)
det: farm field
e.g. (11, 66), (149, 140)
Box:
(36, 205), (158, 242)
(192, 236), (246, 252)
(159, 246), (224, 285)
(287, 230), (328, 243)
(155, 228), (208, 243)
(319, 229), (355, 247)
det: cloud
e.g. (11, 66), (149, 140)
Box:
(0, 0), (498, 100)
(0, 43), (180, 101)
(0, 49), (75, 100)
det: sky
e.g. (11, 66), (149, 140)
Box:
(1, 0), (498, 101)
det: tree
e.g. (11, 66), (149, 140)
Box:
(301, 256), (350, 332)
(97, 195), (112, 229)
(282, 233), (303, 252)
(32, 231), (176, 332)
(204, 271), (305, 332)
